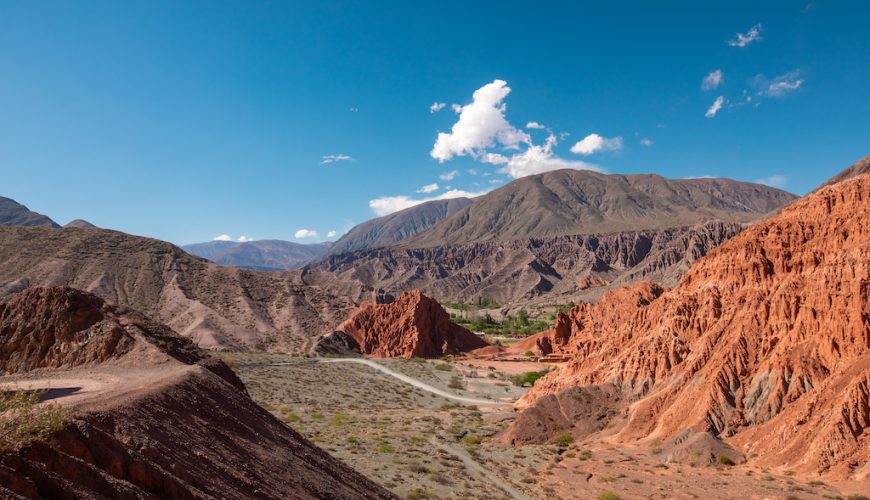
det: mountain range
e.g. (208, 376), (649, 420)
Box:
(183, 239), (333, 271)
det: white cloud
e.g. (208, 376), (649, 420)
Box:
(439, 170), (459, 181)
(755, 175), (787, 188)
(294, 229), (319, 239)
(237, 236), (253, 243)
(349, 107), (359, 113)
(451, 103), (462, 113)
(489, 178), (504, 185)
(640, 138), (653, 147)
(429, 102), (446, 113)
(327, 230), (338, 238)
(369, 188), (490, 217)
(481, 152), (509, 165)
(757, 71), (805, 97)
(569, 133), (624, 156)
(705, 96), (725, 118)
(430, 80), (530, 162)
(500, 134), (603, 179)
(467, 169), (478, 175)
(320, 154), (353, 164)
(213, 234), (232, 241)
(728, 23), (763, 47)
(525, 121), (545, 129)
(417, 183), (439, 193)
(702, 69), (724, 91)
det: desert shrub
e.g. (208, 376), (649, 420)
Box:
(524, 350), (535, 357)
(282, 413), (300, 423)
(510, 370), (549, 387)
(376, 443), (394, 453)
(0, 391), (69, 451)
(447, 375), (464, 390)
(551, 433), (573, 448)
(718, 455), (736, 466)
(462, 436), (481, 445)
(434, 363), (451, 371)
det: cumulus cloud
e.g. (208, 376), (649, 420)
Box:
(525, 121), (545, 129)
(327, 230), (338, 238)
(429, 102), (446, 113)
(702, 69), (724, 91)
(430, 80), (530, 162)
(320, 154), (353, 164)
(640, 138), (653, 147)
(294, 229), (318, 239)
(755, 175), (787, 188)
(756, 71), (805, 97)
(237, 236), (253, 243)
(569, 134), (624, 156)
(451, 103), (462, 113)
(439, 170), (459, 181)
(213, 234), (232, 241)
(705, 96), (726, 118)
(501, 134), (603, 179)
(728, 24), (763, 47)
(417, 183), (439, 193)
(481, 153), (509, 165)
(369, 188), (490, 217)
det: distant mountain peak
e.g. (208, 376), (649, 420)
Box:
(0, 196), (60, 228)
(64, 219), (97, 228)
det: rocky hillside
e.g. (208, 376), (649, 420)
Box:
(0, 197), (59, 228)
(0, 226), (373, 351)
(184, 239), (333, 271)
(821, 154), (870, 187)
(403, 170), (797, 248)
(310, 221), (746, 305)
(0, 286), (393, 499)
(504, 172), (870, 478)
(335, 290), (488, 358)
(327, 197), (472, 255)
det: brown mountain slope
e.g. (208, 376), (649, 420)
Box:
(821, 154), (870, 187)
(0, 286), (393, 499)
(310, 221), (746, 305)
(0, 226), (373, 351)
(63, 219), (97, 228)
(336, 290), (488, 358)
(0, 197), (59, 228)
(504, 173), (870, 478)
(327, 197), (473, 255)
(183, 239), (332, 270)
(403, 170), (797, 248)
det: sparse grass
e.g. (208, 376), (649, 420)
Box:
(598, 474), (618, 483)
(650, 440), (663, 455)
(281, 413), (300, 423)
(434, 363), (451, 371)
(0, 391), (69, 451)
(376, 443), (395, 454)
(718, 455), (735, 466)
(596, 492), (621, 500)
(462, 436), (481, 445)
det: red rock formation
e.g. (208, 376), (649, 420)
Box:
(577, 276), (609, 290)
(507, 173), (870, 478)
(337, 290), (488, 358)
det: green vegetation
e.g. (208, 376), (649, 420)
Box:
(433, 363), (451, 371)
(376, 443), (395, 453)
(510, 370), (550, 387)
(0, 390), (69, 451)
(462, 436), (481, 445)
(718, 455), (736, 466)
(281, 413), (301, 423)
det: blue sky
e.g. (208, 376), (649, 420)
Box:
(1, 1), (868, 245)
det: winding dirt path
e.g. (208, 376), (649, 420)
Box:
(270, 358), (500, 405)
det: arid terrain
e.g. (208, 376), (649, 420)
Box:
(230, 354), (868, 499)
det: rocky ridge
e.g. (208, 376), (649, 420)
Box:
(502, 172), (870, 478)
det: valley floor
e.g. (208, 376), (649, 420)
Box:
(228, 354), (869, 500)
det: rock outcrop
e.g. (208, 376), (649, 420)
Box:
(336, 290), (488, 358)
(505, 172), (870, 478)
(0, 286), (393, 499)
